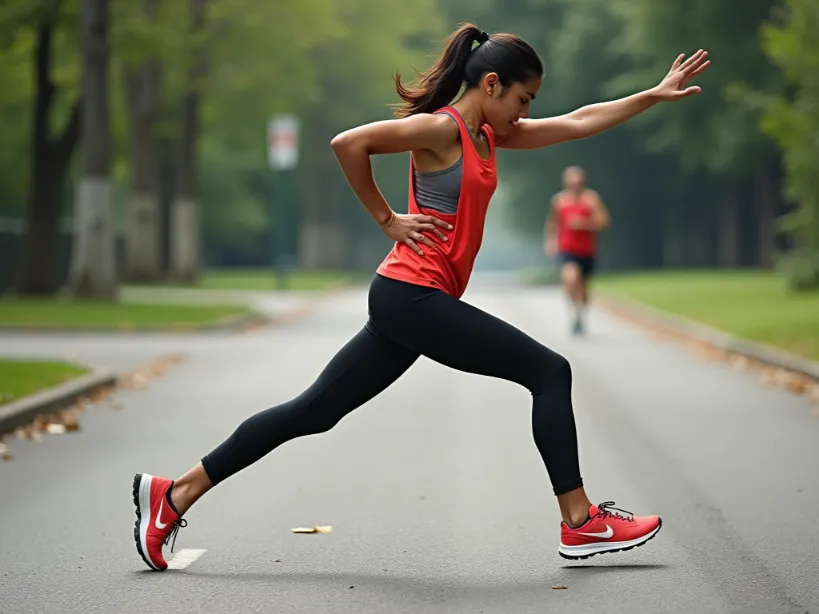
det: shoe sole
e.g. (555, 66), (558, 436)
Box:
(132, 473), (163, 571)
(558, 518), (662, 560)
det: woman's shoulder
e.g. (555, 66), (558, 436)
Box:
(408, 111), (462, 140)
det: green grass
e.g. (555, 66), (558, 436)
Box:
(0, 359), (90, 404)
(131, 268), (371, 292)
(595, 269), (819, 361)
(0, 298), (250, 330)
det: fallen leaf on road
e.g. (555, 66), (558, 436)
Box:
(599, 299), (819, 402)
(774, 369), (792, 386)
(119, 372), (149, 390)
(760, 368), (777, 388)
(785, 376), (812, 395)
(694, 343), (728, 362)
(32, 414), (50, 432)
(4, 355), (190, 462)
(57, 409), (82, 431)
(117, 354), (187, 391)
(88, 388), (111, 403)
(0, 443), (12, 461)
(291, 526), (332, 534)
(14, 427), (32, 440)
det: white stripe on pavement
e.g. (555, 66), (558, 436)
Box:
(166, 549), (207, 569)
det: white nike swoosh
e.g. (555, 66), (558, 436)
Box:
(155, 499), (168, 530)
(577, 524), (613, 539)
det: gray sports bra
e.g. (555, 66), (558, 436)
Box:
(413, 110), (474, 215)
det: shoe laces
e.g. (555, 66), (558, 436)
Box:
(164, 518), (188, 552)
(598, 501), (635, 523)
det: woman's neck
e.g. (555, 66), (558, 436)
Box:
(451, 94), (486, 139)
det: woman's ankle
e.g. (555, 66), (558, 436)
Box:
(557, 487), (593, 527)
(170, 463), (213, 516)
(169, 483), (196, 516)
(564, 509), (591, 528)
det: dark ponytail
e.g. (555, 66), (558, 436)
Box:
(392, 22), (543, 119)
(393, 23), (484, 119)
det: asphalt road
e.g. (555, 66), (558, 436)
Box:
(1, 277), (817, 613)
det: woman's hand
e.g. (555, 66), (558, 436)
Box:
(380, 212), (453, 256)
(652, 49), (711, 101)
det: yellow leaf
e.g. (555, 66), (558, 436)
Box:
(291, 525), (332, 534)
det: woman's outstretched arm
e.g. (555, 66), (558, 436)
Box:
(498, 49), (710, 150)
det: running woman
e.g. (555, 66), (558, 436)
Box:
(133, 24), (710, 570)
(544, 166), (611, 335)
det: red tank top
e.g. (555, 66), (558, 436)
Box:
(376, 107), (497, 298)
(557, 192), (596, 257)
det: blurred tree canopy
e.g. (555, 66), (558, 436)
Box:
(0, 0), (817, 289)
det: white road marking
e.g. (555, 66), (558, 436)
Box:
(166, 549), (207, 569)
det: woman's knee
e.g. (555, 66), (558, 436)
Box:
(562, 262), (581, 287)
(528, 347), (572, 394)
(287, 393), (347, 436)
(231, 394), (344, 446)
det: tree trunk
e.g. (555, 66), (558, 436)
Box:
(16, 20), (81, 296)
(662, 192), (684, 268)
(681, 179), (711, 267)
(754, 157), (778, 267)
(123, 0), (162, 282)
(170, 0), (206, 282)
(69, 0), (118, 299)
(718, 178), (741, 267)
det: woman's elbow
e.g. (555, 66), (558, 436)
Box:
(330, 131), (349, 150)
(331, 131), (369, 157)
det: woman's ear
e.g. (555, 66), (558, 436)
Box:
(483, 72), (500, 97)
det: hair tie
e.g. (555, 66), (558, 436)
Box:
(477, 31), (490, 44)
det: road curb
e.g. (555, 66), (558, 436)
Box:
(596, 292), (819, 382)
(0, 282), (358, 436)
(188, 309), (272, 332)
(0, 309), (272, 335)
(0, 279), (359, 335)
(0, 368), (118, 436)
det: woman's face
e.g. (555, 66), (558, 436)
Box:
(481, 73), (542, 137)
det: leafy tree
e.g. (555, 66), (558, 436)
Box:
(1, 0), (81, 294)
(749, 0), (819, 289)
(68, 0), (117, 298)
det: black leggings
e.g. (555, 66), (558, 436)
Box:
(201, 274), (583, 496)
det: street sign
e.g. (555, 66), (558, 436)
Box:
(268, 114), (299, 171)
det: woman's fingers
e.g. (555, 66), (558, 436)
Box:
(412, 231), (436, 248)
(404, 237), (424, 256)
(689, 60), (711, 78)
(420, 215), (453, 230)
(419, 223), (448, 241)
(680, 50), (708, 74)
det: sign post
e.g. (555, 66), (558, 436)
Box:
(267, 114), (299, 289)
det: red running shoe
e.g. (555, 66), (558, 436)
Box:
(133, 473), (187, 571)
(559, 501), (661, 560)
